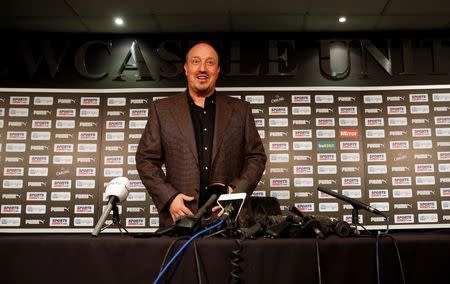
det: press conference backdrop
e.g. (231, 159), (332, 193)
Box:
(1, 86), (450, 232)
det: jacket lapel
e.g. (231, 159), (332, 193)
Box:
(169, 92), (198, 164)
(212, 95), (234, 164)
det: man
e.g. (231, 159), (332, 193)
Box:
(136, 42), (266, 227)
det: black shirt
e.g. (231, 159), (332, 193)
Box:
(187, 92), (216, 208)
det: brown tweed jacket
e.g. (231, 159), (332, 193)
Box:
(136, 91), (266, 227)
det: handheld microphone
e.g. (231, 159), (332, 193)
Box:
(317, 187), (386, 217)
(92, 177), (129, 237)
(155, 184), (226, 236)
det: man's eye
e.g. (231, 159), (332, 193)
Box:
(192, 59), (200, 64)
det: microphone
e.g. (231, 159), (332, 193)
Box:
(195, 193), (218, 219)
(155, 184), (226, 236)
(92, 177), (130, 237)
(317, 187), (386, 217)
(221, 179), (249, 221)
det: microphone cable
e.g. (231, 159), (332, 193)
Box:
(375, 218), (406, 284)
(152, 219), (224, 284)
(193, 240), (205, 284)
(230, 237), (244, 284)
(315, 236), (322, 284)
(158, 237), (188, 273)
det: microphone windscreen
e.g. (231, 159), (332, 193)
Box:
(105, 177), (129, 202)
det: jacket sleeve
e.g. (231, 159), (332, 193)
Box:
(239, 102), (267, 193)
(135, 101), (178, 212)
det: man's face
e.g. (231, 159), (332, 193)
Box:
(184, 43), (220, 96)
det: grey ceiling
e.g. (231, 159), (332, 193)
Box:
(1, 0), (450, 33)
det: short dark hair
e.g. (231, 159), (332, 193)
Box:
(185, 41), (221, 65)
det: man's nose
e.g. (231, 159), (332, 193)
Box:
(199, 61), (207, 71)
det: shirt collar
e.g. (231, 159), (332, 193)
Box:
(187, 90), (216, 108)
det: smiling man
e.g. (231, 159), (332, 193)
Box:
(136, 42), (266, 227)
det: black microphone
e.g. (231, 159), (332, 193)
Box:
(221, 179), (249, 221)
(317, 187), (386, 217)
(194, 193), (219, 219)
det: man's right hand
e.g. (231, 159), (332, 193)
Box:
(169, 194), (194, 222)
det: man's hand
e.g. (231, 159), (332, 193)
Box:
(169, 194), (194, 222)
(210, 185), (234, 218)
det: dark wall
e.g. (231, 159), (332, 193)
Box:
(1, 32), (450, 88)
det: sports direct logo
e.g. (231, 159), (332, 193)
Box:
(32, 120), (52, 128)
(78, 132), (98, 140)
(367, 153), (386, 162)
(294, 203), (314, 212)
(365, 118), (384, 127)
(409, 94), (428, 102)
(56, 109), (76, 117)
(52, 180), (71, 189)
(104, 156), (124, 165)
(74, 205), (94, 214)
(10, 96), (30, 105)
(387, 106), (407, 114)
(1, 205), (21, 214)
(106, 121), (125, 129)
(412, 128), (431, 137)
(81, 97), (100, 105)
(292, 129), (312, 138)
(292, 95), (311, 103)
(130, 109), (149, 117)
(269, 142), (289, 151)
(126, 218), (145, 227)
(338, 106), (357, 115)
(394, 214), (414, 224)
(417, 201), (437, 210)
(438, 152), (450, 160)
(77, 168), (96, 176)
(50, 218), (70, 227)
(340, 141), (359, 150)
(390, 141), (409, 150)
(317, 153), (336, 162)
(392, 177), (412, 186)
(316, 118), (335, 127)
(435, 116), (450, 125)
(270, 178), (290, 187)
(341, 177), (361, 186)
(26, 192), (47, 201)
(369, 189), (389, 198)
(269, 107), (288, 115)
(293, 165), (313, 175)
(54, 144), (74, 152)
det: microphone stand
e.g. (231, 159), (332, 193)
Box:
(350, 206), (361, 236)
(100, 202), (129, 236)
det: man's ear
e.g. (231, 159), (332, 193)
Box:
(184, 63), (188, 76)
